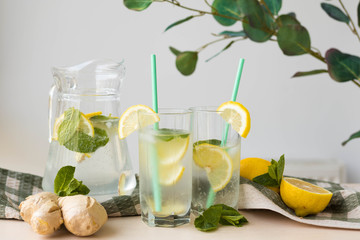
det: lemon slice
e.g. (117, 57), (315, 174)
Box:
(118, 104), (160, 139)
(84, 111), (103, 119)
(193, 143), (233, 192)
(146, 199), (187, 217)
(158, 164), (185, 186)
(53, 112), (94, 140)
(280, 177), (333, 217)
(217, 101), (251, 138)
(118, 173), (126, 196)
(156, 135), (190, 165)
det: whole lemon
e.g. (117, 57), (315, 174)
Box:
(280, 177), (333, 217)
(240, 157), (279, 193)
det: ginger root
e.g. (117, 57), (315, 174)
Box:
(19, 192), (108, 236)
(58, 195), (108, 236)
(19, 192), (63, 235)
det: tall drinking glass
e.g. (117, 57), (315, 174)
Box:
(191, 106), (241, 215)
(138, 109), (192, 227)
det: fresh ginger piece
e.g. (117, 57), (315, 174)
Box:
(58, 195), (108, 236)
(19, 192), (63, 235)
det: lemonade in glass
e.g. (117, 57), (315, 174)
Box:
(138, 109), (192, 227)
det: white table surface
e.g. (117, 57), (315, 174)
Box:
(1, 209), (359, 240)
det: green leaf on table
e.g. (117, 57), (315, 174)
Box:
(321, 3), (349, 24)
(164, 16), (194, 32)
(217, 30), (247, 37)
(212, 0), (243, 26)
(277, 24), (311, 56)
(342, 130), (360, 146)
(292, 69), (328, 78)
(263, 0), (282, 15)
(206, 41), (235, 62)
(175, 51), (198, 76)
(54, 166), (90, 196)
(325, 48), (360, 82)
(123, 0), (152, 11)
(58, 108), (81, 145)
(194, 204), (248, 232)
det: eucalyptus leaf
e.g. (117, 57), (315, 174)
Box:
(263, 0), (282, 15)
(164, 16), (194, 32)
(342, 130), (360, 146)
(243, 16), (272, 42)
(218, 30), (246, 37)
(321, 3), (349, 23)
(325, 48), (360, 82)
(276, 14), (300, 27)
(292, 69), (328, 78)
(123, 0), (152, 11)
(277, 24), (311, 56)
(169, 46), (181, 56)
(239, 0), (268, 29)
(206, 41), (235, 62)
(175, 51), (198, 76)
(212, 0), (243, 26)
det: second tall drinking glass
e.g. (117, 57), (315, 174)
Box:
(191, 106), (241, 215)
(138, 109), (192, 227)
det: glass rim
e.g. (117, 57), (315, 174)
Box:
(140, 107), (192, 116)
(189, 106), (223, 113)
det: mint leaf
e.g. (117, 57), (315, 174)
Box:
(194, 204), (248, 232)
(63, 127), (109, 153)
(253, 155), (286, 187)
(193, 139), (222, 147)
(155, 128), (189, 142)
(54, 166), (90, 196)
(54, 166), (75, 194)
(253, 173), (279, 187)
(276, 154), (285, 184)
(58, 108), (81, 145)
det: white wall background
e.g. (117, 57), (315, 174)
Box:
(0, 0), (359, 182)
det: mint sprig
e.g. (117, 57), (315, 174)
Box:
(194, 204), (248, 232)
(54, 166), (90, 196)
(253, 154), (285, 187)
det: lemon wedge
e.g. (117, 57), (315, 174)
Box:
(217, 101), (251, 138)
(280, 177), (333, 217)
(118, 105), (160, 139)
(193, 143), (233, 192)
(156, 134), (190, 165)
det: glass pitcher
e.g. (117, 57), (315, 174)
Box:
(42, 59), (136, 201)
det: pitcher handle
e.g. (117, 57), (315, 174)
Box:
(48, 85), (57, 142)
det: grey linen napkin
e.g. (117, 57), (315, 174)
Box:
(1, 167), (360, 230)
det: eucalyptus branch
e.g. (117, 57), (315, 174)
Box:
(259, 0), (277, 21)
(352, 79), (360, 88)
(338, 0), (360, 42)
(204, 0), (213, 10)
(163, 0), (242, 22)
(196, 36), (246, 52)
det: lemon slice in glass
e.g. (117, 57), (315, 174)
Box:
(118, 104), (160, 139)
(217, 101), (251, 138)
(53, 112), (94, 141)
(84, 111), (103, 119)
(158, 164), (185, 186)
(156, 134), (190, 165)
(280, 177), (333, 217)
(193, 143), (233, 192)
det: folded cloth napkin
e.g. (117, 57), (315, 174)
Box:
(239, 177), (360, 230)
(1, 167), (360, 230)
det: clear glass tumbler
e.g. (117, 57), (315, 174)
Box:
(191, 106), (241, 215)
(138, 109), (192, 227)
